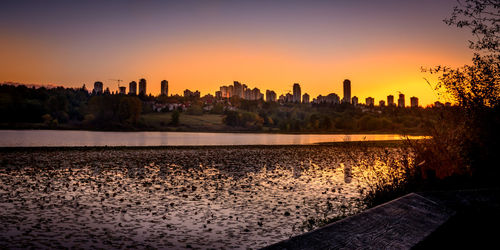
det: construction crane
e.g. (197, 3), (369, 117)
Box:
(109, 79), (124, 93)
(108, 79), (123, 88)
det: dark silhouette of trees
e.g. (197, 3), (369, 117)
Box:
(87, 95), (142, 129)
(170, 110), (180, 126)
(445, 0), (500, 52)
(0, 85), (89, 125)
(1, 83), (444, 133)
(223, 110), (263, 128)
(418, 0), (500, 181)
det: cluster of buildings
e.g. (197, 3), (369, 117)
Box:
(363, 94), (419, 108)
(275, 83), (309, 103)
(92, 77), (428, 108)
(216, 81), (264, 101)
(92, 78), (169, 96)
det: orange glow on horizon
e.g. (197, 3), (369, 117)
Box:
(0, 26), (472, 107)
(0, 0), (476, 107)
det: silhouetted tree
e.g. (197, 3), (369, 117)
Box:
(170, 110), (180, 126)
(445, 0), (500, 52)
(87, 95), (142, 129)
(418, 0), (500, 180)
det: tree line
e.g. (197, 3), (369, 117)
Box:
(0, 83), (445, 134)
(0, 85), (142, 130)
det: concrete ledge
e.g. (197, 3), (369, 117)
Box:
(264, 193), (455, 250)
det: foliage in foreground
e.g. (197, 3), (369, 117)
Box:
(364, 0), (500, 208)
(420, 0), (499, 182)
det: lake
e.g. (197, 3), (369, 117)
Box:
(0, 130), (424, 147)
(0, 145), (403, 248)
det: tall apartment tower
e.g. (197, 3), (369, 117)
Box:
(343, 79), (351, 104)
(161, 80), (168, 96)
(118, 86), (126, 95)
(352, 96), (359, 105)
(387, 95), (395, 106)
(93, 81), (103, 94)
(302, 93), (310, 104)
(365, 97), (375, 106)
(129, 81), (137, 95)
(398, 93), (405, 107)
(233, 81), (243, 98)
(266, 90), (277, 102)
(139, 78), (147, 95)
(293, 83), (301, 103)
(410, 97), (419, 107)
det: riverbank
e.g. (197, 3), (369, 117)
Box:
(0, 111), (430, 136)
(0, 144), (404, 248)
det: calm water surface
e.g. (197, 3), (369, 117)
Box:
(0, 130), (424, 147)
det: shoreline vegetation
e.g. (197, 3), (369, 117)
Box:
(0, 83), (441, 135)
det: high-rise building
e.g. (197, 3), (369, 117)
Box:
(278, 94), (286, 102)
(286, 93), (293, 103)
(161, 80), (168, 96)
(244, 89), (251, 100)
(302, 93), (310, 104)
(139, 78), (147, 95)
(118, 86), (126, 94)
(251, 88), (262, 100)
(387, 95), (394, 106)
(365, 97), (375, 106)
(343, 79), (351, 104)
(184, 89), (200, 98)
(352, 96), (359, 105)
(266, 90), (277, 102)
(220, 86), (232, 98)
(233, 81), (243, 98)
(326, 93), (340, 104)
(293, 83), (301, 103)
(93, 81), (103, 94)
(215, 91), (222, 99)
(129, 81), (137, 95)
(410, 97), (418, 107)
(379, 100), (385, 107)
(398, 93), (405, 107)
(314, 93), (340, 104)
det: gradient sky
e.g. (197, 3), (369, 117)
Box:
(0, 0), (474, 105)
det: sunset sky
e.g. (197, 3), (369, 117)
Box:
(0, 0), (474, 106)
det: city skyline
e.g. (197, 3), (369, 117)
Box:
(0, 0), (474, 106)
(84, 77), (427, 107)
(0, 75), (442, 107)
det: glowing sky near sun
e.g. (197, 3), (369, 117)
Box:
(0, 0), (474, 105)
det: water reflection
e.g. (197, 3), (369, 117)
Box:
(0, 130), (425, 147)
(0, 146), (404, 248)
